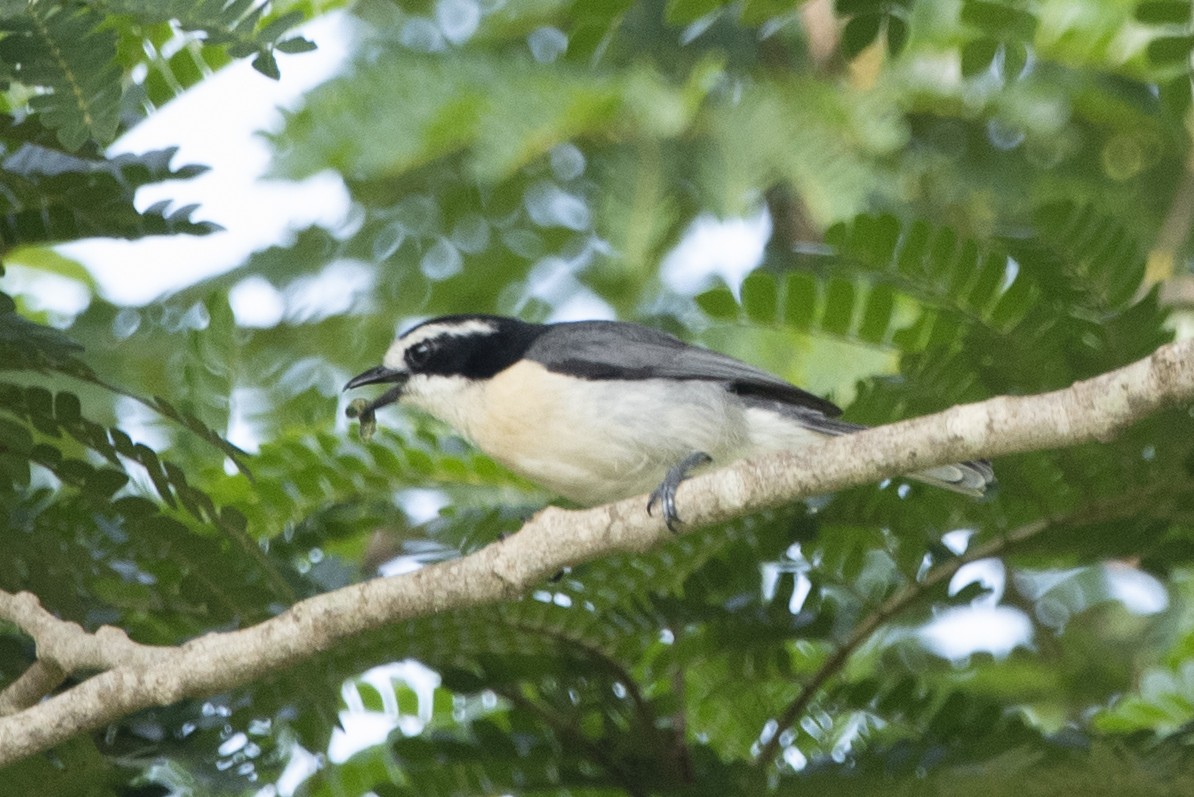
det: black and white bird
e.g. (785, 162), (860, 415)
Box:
(345, 314), (993, 528)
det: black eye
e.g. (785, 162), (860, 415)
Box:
(406, 341), (434, 369)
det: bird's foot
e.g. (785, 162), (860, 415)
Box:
(647, 452), (713, 533)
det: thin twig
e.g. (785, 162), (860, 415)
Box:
(755, 518), (1050, 767)
(501, 687), (648, 797)
(518, 622), (657, 734)
(753, 488), (1167, 769)
(670, 657), (693, 784)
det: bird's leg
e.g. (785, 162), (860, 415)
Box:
(647, 451), (713, 533)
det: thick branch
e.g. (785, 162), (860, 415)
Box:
(0, 339), (1190, 766)
(0, 591), (159, 674)
(0, 661), (65, 715)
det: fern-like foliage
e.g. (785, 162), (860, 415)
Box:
(0, 145), (218, 252)
(0, 2), (122, 150)
(0, 0), (318, 151)
(836, 0), (912, 58)
(0, 292), (87, 375)
(100, 0), (318, 82)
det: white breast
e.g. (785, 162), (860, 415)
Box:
(403, 361), (830, 506)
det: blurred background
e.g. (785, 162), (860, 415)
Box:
(3, 0), (1194, 794)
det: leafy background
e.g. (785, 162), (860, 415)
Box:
(3, 0), (1194, 794)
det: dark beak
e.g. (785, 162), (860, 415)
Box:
(344, 365), (407, 391)
(344, 365), (409, 415)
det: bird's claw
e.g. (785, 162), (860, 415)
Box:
(647, 452), (713, 534)
(647, 483), (681, 533)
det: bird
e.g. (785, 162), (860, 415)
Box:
(345, 314), (994, 530)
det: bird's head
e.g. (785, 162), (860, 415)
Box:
(344, 314), (543, 415)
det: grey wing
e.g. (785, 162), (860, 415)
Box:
(527, 320), (842, 417)
(531, 321), (994, 497)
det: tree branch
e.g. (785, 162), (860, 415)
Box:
(0, 661), (65, 715)
(0, 339), (1190, 766)
(754, 484), (1175, 768)
(755, 514), (1056, 768)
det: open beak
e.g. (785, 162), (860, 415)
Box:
(345, 365), (409, 414)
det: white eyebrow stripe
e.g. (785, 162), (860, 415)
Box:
(382, 318), (498, 369)
(404, 319), (498, 344)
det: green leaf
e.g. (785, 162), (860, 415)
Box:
(858, 285), (895, 344)
(276, 36), (317, 54)
(53, 391), (81, 425)
(665, 0), (727, 25)
(1136, 0), (1191, 24)
(1159, 74), (1192, 117)
(783, 272), (819, 331)
(961, 1), (1037, 40)
(961, 37), (1000, 77)
(695, 283), (741, 319)
(0, 294), (87, 374)
(741, 271), (778, 321)
(822, 278), (855, 336)
(1147, 35), (1194, 65)
(252, 50), (280, 79)
(84, 466), (129, 497)
(1002, 40), (1028, 79)
(111, 495), (159, 518)
(0, 417), (33, 455)
(741, 0), (796, 26)
(842, 13), (882, 58)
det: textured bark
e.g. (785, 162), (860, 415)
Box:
(0, 339), (1191, 765)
